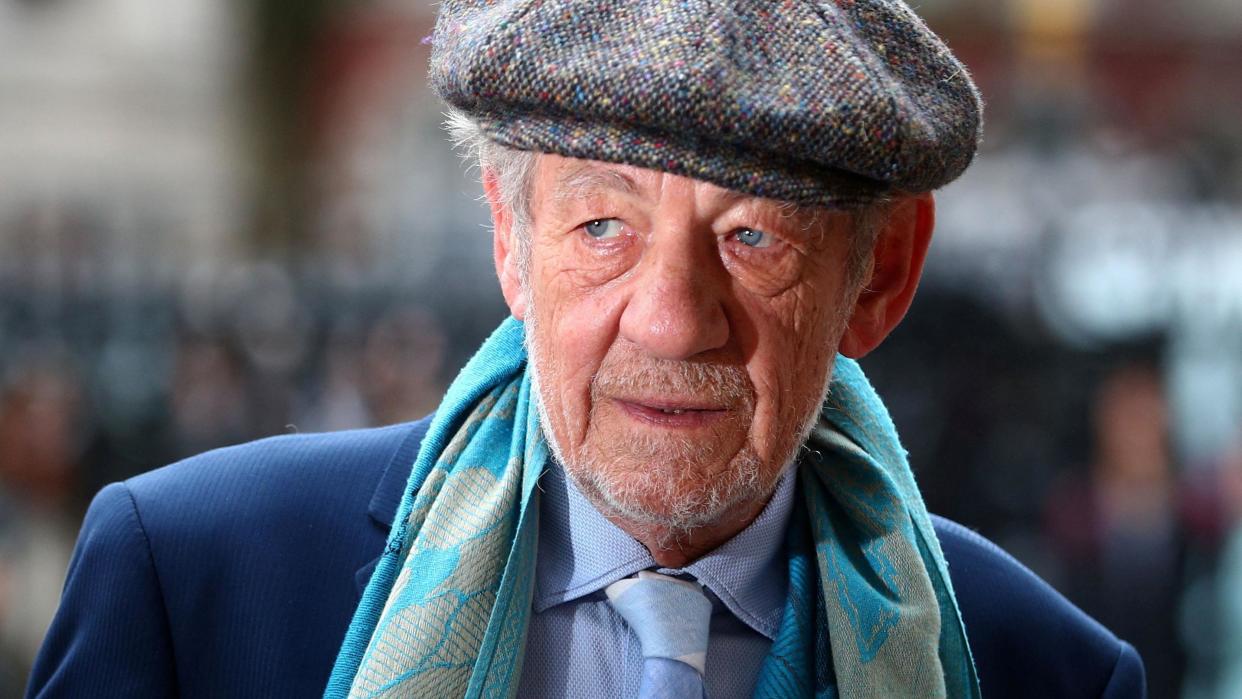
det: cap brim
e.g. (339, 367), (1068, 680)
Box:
(475, 111), (891, 209)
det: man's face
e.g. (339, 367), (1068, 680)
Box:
(514, 154), (867, 536)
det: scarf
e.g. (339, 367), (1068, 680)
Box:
(325, 317), (979, 698)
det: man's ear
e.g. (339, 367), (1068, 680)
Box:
(838, 192), (934, 359)
(482, 170), (528, 320)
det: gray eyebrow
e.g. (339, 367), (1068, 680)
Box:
(736, 197), (826, 235)
(549, 163), (826, 234)
(551, 164), (640, 203)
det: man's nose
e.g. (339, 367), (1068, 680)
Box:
(618, 233), (730, 360)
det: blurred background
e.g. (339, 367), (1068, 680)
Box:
(1, 0), (1240, 695)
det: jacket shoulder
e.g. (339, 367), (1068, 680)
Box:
(114, 420), (430, 588)
(932, 515), (1147, 698)
(26, 482), (179, 698)
(31, 420), (432, 697)
(124, 421), (422, 533)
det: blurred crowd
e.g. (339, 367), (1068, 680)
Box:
(0, 253), (511, 689)
(2, 0), (1242, 696)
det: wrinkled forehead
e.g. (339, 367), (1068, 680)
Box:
(533, 154), (835, 231)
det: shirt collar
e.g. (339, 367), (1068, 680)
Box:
(533, 460), (796, 640)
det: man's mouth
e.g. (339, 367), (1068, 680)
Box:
(611, 397), (731, 427)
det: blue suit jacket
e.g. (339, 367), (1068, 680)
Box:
(28, 417), (1146, 697)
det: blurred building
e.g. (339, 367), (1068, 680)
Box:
(0, 0), (248, 281)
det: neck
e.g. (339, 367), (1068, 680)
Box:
(601, 496), (770, 568)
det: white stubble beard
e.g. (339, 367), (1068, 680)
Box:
(522, 299), (841, 546)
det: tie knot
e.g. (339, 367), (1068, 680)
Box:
(605, 571), (712, 675)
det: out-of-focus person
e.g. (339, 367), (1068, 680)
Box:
(0, 355), (84, 694)
(1047, 360), (1184, 697)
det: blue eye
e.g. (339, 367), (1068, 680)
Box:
(735, 228), (772, 248)
(583, 219), (624, 239)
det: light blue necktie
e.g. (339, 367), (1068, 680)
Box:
(606, 571), (712, 699)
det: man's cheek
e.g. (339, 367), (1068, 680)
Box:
(531, 331), (603, 450)
(555, 294), (627, 365)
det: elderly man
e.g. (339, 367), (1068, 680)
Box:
(30, 1), (1145, 698)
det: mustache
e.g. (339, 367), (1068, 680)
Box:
(590, 352), (753, 407)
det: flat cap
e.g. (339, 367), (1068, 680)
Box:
(430, 0), (983, 208)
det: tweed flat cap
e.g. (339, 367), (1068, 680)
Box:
(430, 0), (983, 208)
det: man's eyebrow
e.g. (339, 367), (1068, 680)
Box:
(550, 164), (825, 231)
(738, 197), (825, 234)
(551, 164), (640, 202)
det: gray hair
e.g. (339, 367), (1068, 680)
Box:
(444, 108), (888, 288)
(446, 109), (538, 275)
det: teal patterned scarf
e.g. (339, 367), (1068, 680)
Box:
(325, 318), (979, 698)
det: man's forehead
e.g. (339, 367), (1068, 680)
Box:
(548, 159), (643, 202)
(540, 155), (828, 226)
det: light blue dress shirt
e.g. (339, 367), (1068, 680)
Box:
(517, 461), (797, 698)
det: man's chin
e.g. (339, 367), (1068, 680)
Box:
(576, 477), (732, 535)
(562, 452), (769, 535)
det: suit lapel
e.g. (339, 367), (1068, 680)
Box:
(355, 415), (434, 597)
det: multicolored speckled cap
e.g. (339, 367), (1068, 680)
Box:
(429, 0), (983, 208)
